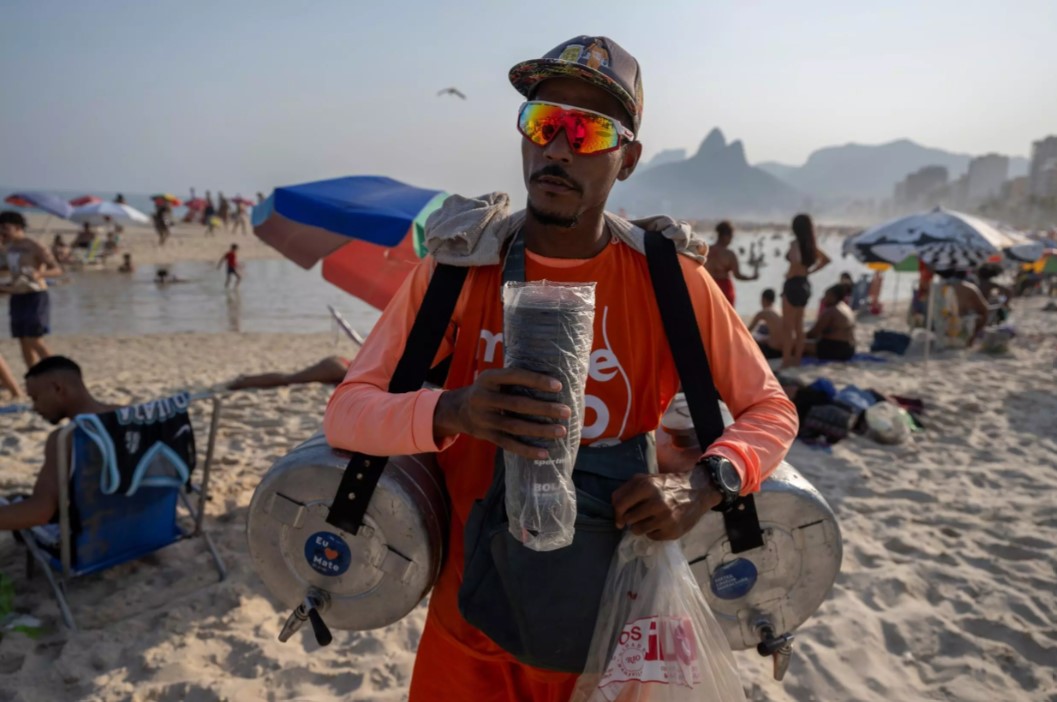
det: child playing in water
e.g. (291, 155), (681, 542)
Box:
(217, 244), (241, 288)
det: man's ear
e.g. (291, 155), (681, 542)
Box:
(616, 141), (643, 182)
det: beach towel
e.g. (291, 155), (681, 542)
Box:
(72, 392), (196, 496)
(799, 353), (887, 367)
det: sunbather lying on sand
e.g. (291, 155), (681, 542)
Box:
(226, 356), (351, 390)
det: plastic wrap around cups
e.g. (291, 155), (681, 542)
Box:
(502, 281), (596, 552)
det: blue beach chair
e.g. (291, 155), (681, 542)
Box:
(18, 394), (227, 630)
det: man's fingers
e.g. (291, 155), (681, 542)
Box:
(620, 501), (664, 530)
(486, 415), (566, 441)
(483, 431), (550, 460)
(611, 475), (659, 528)
(479, 368), (563, 394)
(481, 390), (570, 421)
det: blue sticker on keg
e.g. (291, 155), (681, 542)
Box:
(710, 558), (758, 600)
(304, 531), (352, 577)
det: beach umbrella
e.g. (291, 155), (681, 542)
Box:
(152, 193), (183, 207)
(253, 175), (447, 310)
(843, 208), (1024, 269)
(1035, 250), (1057, 275)
(70, 201), (150, 226)
(69, 195), (102, 207)
(4, 192), (74, 219)
(184, 198), (207, 211)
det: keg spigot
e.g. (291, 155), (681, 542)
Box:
(755, 624), (794, 681)
(278, 589), (333, 647)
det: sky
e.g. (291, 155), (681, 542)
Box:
(1, 0), (1054, 199)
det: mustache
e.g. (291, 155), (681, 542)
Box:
(530, 165), (582, 193)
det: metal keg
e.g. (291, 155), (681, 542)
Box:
(247, 433), (449, 636)
(682, 462), (842, 648)
(660, 394), (843, 680)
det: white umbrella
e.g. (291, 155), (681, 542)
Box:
(69, 201), (150, 226)
(843, 207), (1020, 267)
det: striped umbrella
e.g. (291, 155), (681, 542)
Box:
(253, 176), (447, 310)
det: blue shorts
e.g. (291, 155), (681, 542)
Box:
(10, 290), (51, 338)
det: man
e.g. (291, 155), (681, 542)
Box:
(323, 36), (797, 701)
(703, 220), (758, 306)
(935, 270), (990, 347)
(1, 211), (63, 369)
(0, 357), (115, 532)
(217, 244), (241, 288)
(805, 284), (857, 361)
(748, 288), (785, 360)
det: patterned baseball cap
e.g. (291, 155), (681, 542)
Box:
(509, 36), (644, 133)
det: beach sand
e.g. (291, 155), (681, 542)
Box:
(1, 301), (1055, 701)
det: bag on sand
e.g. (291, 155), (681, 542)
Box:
(571, 533), (745, 702)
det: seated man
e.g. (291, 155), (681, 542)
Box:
(0, 356), (115, 532)
(976, 263), (1013, 305)
(805, 284), (856, 361)
(72, 224), (96, 250)
(747, 288), (784, 360)
(933, 270), (989, 348)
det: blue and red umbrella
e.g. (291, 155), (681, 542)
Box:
(4, 192), (74, 220)
(253, 176), (447, 310)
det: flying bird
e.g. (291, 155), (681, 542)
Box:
(437, 87), (467, 100)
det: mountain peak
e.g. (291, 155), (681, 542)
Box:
(694, 128), (727, 158)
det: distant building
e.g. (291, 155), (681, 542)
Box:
(965, 153), (1010, 202)
(894, 165), (949, 210)
(1029, 136), (1057, 198)
(1001, 176), (1030, 203)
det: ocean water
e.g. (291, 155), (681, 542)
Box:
(1, 234), (917, 340)
(1, 259), (382, 339)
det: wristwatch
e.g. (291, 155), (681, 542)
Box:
(699, 455), (742, 511)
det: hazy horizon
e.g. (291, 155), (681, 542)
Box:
(2, 0), (1053, 199)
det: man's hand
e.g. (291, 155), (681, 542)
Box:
(433, 368), (571, 460)
(612, 467), (722, 541)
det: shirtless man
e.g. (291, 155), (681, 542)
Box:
(805, 284), (856, 361)
(0, 356), (116, 531)
(936, 270), (989, 347)
(704, 220), (758, 306)
(1, 211), (64, 369)
(748, 288), (784, 360)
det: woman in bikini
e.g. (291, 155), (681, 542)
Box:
(782, 214), (830, 367)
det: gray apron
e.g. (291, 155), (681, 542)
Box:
(458, 233), (655, 672)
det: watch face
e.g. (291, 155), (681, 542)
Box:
(717, 460), (741, 494)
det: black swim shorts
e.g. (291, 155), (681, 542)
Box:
(9, 290), (51, 338)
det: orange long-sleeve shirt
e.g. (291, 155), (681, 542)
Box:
(323, 235), (798, 674)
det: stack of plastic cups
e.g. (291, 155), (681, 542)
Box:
(502, 281), (596, 552)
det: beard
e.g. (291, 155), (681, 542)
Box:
(527, 200), (579, 229)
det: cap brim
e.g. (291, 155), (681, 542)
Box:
(509, 58), (638, 132)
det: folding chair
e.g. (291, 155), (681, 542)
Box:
(18, 394), (227, 630)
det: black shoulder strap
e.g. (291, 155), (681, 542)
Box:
(326, 263), (468, 534)
(643, 231), (764, 554)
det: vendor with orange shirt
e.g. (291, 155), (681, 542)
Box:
(324, 35), (798, 702)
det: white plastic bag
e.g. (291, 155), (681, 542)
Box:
(571, 533), (746, 702)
